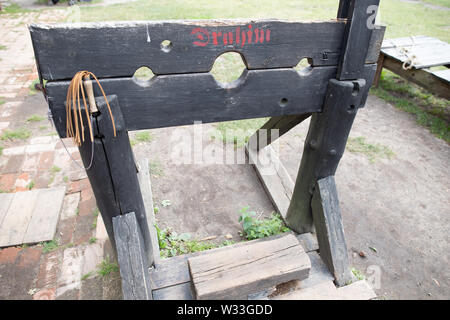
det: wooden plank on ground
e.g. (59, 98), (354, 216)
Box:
(113, 212), (152, 300)
(136, 158), (160, 266)
(0, 190), (39, 247)
(0, 193), (14, 228)
(246, 144), (294, 219)
(152, 282), (194, 300)
(150, 232), (317, 293)
(188, 234), (311, 300)
(23, 187), (66, 244)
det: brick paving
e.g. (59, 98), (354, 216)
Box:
(0, 7), (121, 299)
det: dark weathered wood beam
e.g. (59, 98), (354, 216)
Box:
(29, 20), (383, 81)
(47, 67), (336, 137)
(337, 0), (380, 80)
(248, 113), (311, 152)
(285, 66), (376, 234)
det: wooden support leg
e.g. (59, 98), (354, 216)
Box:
(77, 95), (153, 266)
(373, 53), (385, 87)
(248, 114), (311, 151)
(312, 176), (352, 286)
(113, 212), (153, 300)
(285, 78), (368, 234)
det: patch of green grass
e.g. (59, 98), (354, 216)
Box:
(155, 226), (226, 258)
(135, 131), (153, 143)
(0, 127), (31, 141)
(63, 176), (69, 183)
(38, 125), (48, 131)
(0, 3), (30, 15)
(26, 114), (45, 122)
(0, 99), (5, 105)
(50, 165), (61, 174)
(149, 161), (164, 177)
(97, 258), (119, 277)
(0, 145), (3, 156)
(29, 80), (40, 95)
(214, 118), (268, 147)
(371, 70), (450, 143)
(41, 240), (59, 254)
(27, 181), (35, 190)
(91, 217), (97, 230)
(351, 267), (365, 281)
(81, 271), (94, 281)
(0, 45), (7, 51)
(89, 237), (97, 244)
(238, 207), (289, 240)
(346, 137), (395, 163)
(93, 207), (99, 217)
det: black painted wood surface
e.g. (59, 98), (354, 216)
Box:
(337, 0), (380, 80)
(94, 95), (153, 265)
(47, 66), (337, 137)
(29, 20), (383, 81)
(285, 66), (376, 234)
(113, 212), (153, 300)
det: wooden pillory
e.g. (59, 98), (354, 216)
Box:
(30, 0), (385, 299)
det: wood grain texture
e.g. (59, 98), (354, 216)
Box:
(0, 194), (14, 228)
(188, 234), (310, 300)
(311, 176), (352, 287)
(381, 54), (450, 100)
(113, 212), (152, 300)
(246, 144), (294, 219)
(23, 187), (66, 244)
(152, 282), (194, 300)
(47, 66), (336, 137)
(337, 0), (380, 80)
(29, 20), (383, 81)
(0, 190), (39, 247)
(136, 158), (160, 267)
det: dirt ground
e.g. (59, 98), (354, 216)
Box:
(132, 94), (449, 300)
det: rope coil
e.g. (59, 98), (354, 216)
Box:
(65, 71), (117, 146)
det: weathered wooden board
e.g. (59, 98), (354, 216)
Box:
(47, 66), (332, 137)
(246, 144), (294, 219)
(47, 64), (377, 138)
(152, 282), (194, 300)
(0, 188), (66, 247)
(382, 55), (450, 100)
(136, 158), (160, 267)
(381, 36), (450, 69)
(188, 234), (311, 300)
(311, 176), (352, 287)
(113, 212), (152, 300)
(337, 0), (380, 80)
(248, 114), (311, 151)
(30, 20), (383, 80)
(149, 232), (317, 292)
(0, 193), (14, 228)
(23, 187), (65, 244)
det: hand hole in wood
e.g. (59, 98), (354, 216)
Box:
(294, 57), (313, 75)
(352, 81), (360, 96)
(279, 98), (289, 108)
(210, 51), (247, 89)
(160, 40), (173, 53)
(132, 66), (155, 86)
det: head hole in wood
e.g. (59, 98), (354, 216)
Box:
(210, 51), (247, 89)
